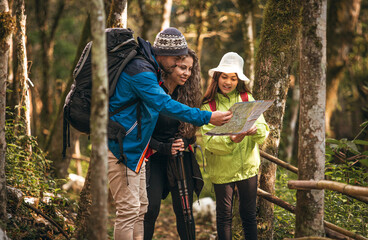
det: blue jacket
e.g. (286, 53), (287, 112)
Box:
(108, 38), (212, 173)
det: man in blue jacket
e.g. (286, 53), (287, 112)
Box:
(107, 27), (232, 239)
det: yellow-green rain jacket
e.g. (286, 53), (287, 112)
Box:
(200, 90), (269, 184)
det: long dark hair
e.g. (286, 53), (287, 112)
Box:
(202, 71), (251, 104)
(163, 48), (202, 139)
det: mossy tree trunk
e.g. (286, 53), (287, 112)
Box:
(0, 0), (14, 227)
(295, 0), (327, 237)
(13, 0), (31, 143)
(252, 1), (301, 239)
(326, 0), (361, 137)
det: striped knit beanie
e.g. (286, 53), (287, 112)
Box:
(153, 27), (188, 56)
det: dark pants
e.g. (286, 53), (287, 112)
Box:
(214, 175), (258, 240)
(144, 156), (195, 240)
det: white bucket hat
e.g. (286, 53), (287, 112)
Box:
(208, 52), (250, 83)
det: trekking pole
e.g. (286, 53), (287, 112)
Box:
(176, 150), (194, 240)
(170, 138), (194, 240)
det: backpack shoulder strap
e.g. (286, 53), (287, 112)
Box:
(109, 48), (138, 98)
(240, 92), (249, 102)
(208, 99), (216, 112)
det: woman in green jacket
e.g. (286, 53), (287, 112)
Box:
(200, 52), (269, 240)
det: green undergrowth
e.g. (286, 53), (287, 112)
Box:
(5, 109), (77, 239)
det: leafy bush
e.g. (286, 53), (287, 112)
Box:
(273, 121), (368, 239)
(324, 121), (368, 236)
(5, 109), (77, 238)
(5, 109), (52, 196)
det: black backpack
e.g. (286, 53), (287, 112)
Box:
(62, 28), (151, 162)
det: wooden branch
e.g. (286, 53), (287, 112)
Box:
(257, 189), (368, 240)
(324, 227), (354, 240)
(257, 188), (295, 213)
(23, 202), (70, 240)
(324, 221), (367, 240)
(288, 180), (368, 197)
(260, 150), (298, 174)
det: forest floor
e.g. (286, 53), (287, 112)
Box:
(108, 198), (217, 240)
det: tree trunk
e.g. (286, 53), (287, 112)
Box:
(14, 0), (31, 141)
(107, 0), (127, 28)
(253, 1), (301, 239)
(286, 75), (299, 162)
(88, 0), (108, 238)
(193, 0), (206, 63)
(160, 0), (172, 30)
(137, 0), (152, 40)
(75, 3), (127, 238)
(74, 167), (92, 239)
(326, 0), (361, 137)
(295, 0), (327, 237)
(34, 0), (65, 143)
(235, 0), (255, 89)
(0, 0), (14, 226)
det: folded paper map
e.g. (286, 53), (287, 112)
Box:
(205, 100), (274, 136)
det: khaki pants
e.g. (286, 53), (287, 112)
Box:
(108, 151), (148, 240)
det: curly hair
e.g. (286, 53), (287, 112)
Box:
(163, 48), (202, 139)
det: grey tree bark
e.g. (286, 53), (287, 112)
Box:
(75, 2), (126, 238)
(87, 0), (108, 238)
(252, 1), (301, 239)
(295, 0), (327, 237)
(0, 0), (14, 226)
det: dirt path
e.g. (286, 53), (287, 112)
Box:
(108, 199), (216, 239)
(152, 200), (216, 240)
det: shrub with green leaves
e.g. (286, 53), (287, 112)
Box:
(324, 121), (368, 236)
(5, 109), (52, 197)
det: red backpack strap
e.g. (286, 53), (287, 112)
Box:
(208, 99), (216, 112)
(240, 92), (249, 102)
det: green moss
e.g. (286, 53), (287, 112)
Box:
(259, 0), (301, 55)
(0, 12), (15, 43)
